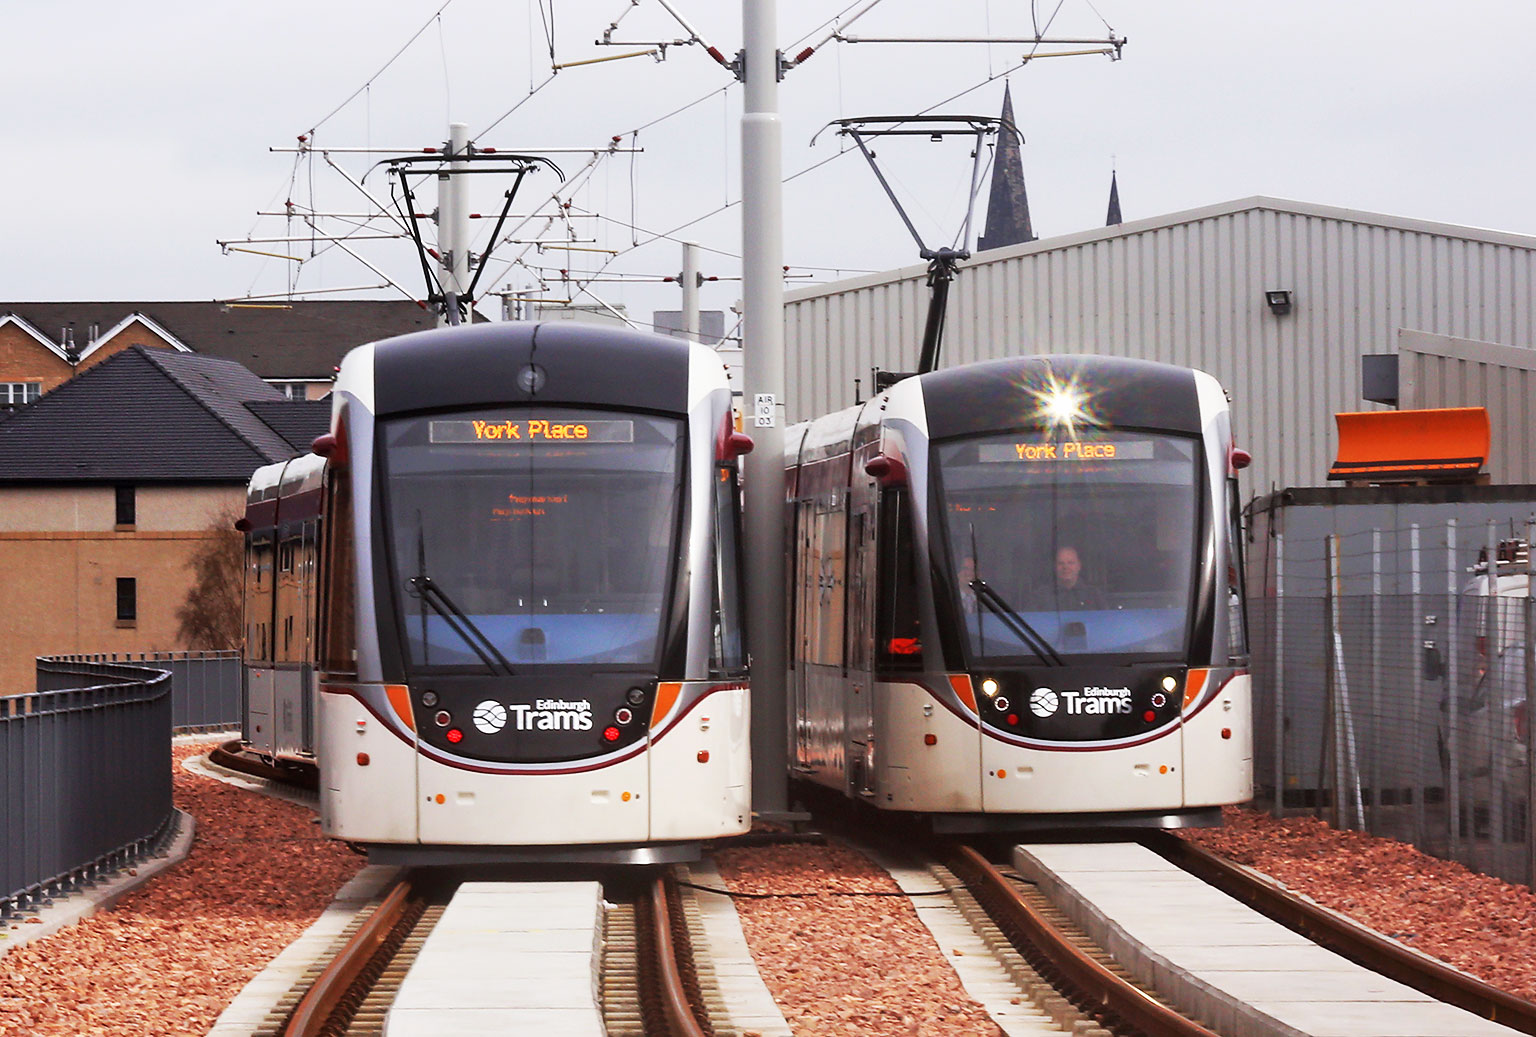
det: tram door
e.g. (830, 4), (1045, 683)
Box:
(845, 499), (877, 797)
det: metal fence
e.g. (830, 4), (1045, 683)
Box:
(1250, 518), (1536, 885)
(47, 650), (242, 732)
(2, 658), (175, 920)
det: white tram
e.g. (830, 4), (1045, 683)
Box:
(240, 453), (326, 766)
(244, 322), (752, 864)
(785, 355), (1253, 830)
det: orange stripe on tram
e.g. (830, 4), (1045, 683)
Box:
(650, 682), (683, 729)
(1183, 669), (1209, 710)
(948, 674), (978, 713)
(385, 684), (416, 731)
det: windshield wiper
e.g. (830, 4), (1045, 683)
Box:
(973, 579), (1065, 667)
(408, 573), (515, 676)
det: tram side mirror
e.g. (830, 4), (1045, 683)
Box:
(865, 454), (908, 488)
(1422, 642), (1444, 681)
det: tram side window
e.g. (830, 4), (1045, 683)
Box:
(320, 467), (357, 676)
(709, 463), (747, 676)
(875, 488), (922, 670)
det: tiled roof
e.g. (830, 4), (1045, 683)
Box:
(246, 399), (331, 454)
(0, 346), (304, 482)
(1, 300), (442, 379)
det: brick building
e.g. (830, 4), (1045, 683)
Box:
(0, 346), (326, 694)
(0, 300), (437, 409)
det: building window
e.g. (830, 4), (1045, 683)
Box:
(116, 577), (137, 624)
(115, 484), (136, 527)
(1, 382), (41, 409)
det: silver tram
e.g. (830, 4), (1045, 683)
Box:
(784, 354), (1253, 830)
(242, 321), (753, 863)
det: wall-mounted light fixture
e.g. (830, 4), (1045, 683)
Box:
(1265, 289), (1293, 315)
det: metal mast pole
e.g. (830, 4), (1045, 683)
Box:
(681, 240), (701, 342)
(741, 0), (789, 815)
(439, 121), (471, 325)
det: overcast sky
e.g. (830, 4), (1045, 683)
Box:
(6, 1), (1534, 332)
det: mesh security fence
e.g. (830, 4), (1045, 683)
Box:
(1251, 520), (1535, 885)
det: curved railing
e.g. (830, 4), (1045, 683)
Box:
(1, 658), (175, 922)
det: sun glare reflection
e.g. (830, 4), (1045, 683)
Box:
(1023, 372), (1099, 435)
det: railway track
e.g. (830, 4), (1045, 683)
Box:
(208, 739), (319, 792)
(1145, 830), (1536, 1035)
(934, 833), (1536, 1037)
(944, 842), (1221, 1036)
(268, 869), (716, 1037)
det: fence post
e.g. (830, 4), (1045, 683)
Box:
(1411, 523), (1426, 848)
(1331, 535), (1364, 829)
(1273, 529), (1286, 818)
(1526, 516), (1535, 887)
(1448, 517), (1461, 861)
(1370, 527), (1382, 833)
(1486, 520), (1505, 874)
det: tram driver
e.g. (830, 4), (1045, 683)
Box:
(1048, 544), (1105, 611)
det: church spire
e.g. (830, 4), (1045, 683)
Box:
(977, 82), (1036, 252)
(1106, 169), (1122, 226)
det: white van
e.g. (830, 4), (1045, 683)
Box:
(1442, 540), (1530, 828)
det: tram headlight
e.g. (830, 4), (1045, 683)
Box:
(421, 690), (439, 707)
(1161, 675), (1178, 692)
(980, 677), (1000, 698)
(625, 686), (647, 706)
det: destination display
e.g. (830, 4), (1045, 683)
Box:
(978, 438), (1157, 463)
(430, 418), (635, 445)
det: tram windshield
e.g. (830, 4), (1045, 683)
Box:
(380, 407), (684, 671)
(934, 429), (1200, 663)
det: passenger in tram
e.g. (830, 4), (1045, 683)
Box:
(1049, 544), (1105, 610)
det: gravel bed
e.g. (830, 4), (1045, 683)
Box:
(5, 747), (1536, 1036)
(713, 840), (1006, 1036)
(0, 741), (362, 1036)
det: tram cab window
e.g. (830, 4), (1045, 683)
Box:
(710, 461), (747, 677)
(875, 487), (923, 670)
(380, 408), (685, 671)
(935, 431), (1200, 662)
(320, 461), (357, 676)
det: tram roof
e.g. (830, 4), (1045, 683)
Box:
(366, 321), (698, 417)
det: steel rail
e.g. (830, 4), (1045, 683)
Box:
(949, 844), (1220, 1037)
(207, 739), (319, 791)
(283, 877), (423, 1037)
(1147, 831), (1536, 1035)
(646, 875), (711, 1037)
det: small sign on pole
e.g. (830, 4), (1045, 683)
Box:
(754, 393), (776, 428)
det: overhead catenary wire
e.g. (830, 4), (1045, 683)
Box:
(240, 1), (1115, 317)
(306, 0), (459, 135)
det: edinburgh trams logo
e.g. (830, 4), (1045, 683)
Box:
(1029, 687), (1133, 718)
(472, 699), (593, 734)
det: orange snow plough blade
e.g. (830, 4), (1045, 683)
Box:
(1328, 407), (1489, 483)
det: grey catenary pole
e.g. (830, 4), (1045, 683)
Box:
(741, 0), (790, 814)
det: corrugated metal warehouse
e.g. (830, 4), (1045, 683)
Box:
(782, 196), (1536, 496)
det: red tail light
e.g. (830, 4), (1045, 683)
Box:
(603, 726), (621, 742)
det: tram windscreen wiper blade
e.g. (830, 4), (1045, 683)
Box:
(972, 579), (1065, 666)
(408, 575), (516, 676)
